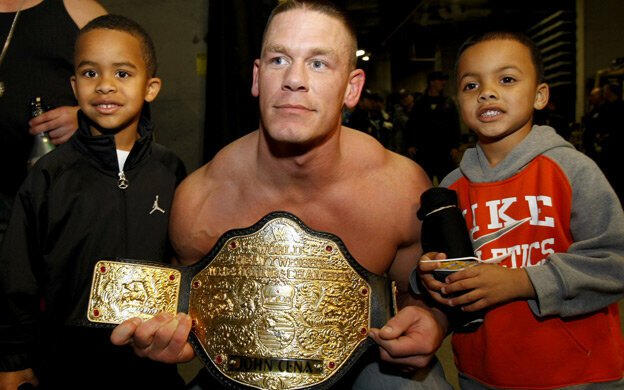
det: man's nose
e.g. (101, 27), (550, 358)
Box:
(282, 62), (309, 92)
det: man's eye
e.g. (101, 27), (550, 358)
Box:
(501, 76), (516, 84)
(463, 82), (478, 91)
(82, 70), (97, 78)
(116, 70), (130, 78)
(271, 56), (287, 66)
(311, 60), (326, 70)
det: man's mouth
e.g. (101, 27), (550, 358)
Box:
(274, 104), (314, 112)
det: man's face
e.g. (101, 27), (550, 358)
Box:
(430, 79), (446, 94)
(252, 9), (364, 146)
(71, 29), (160, 135)
(456, 39), (548, 143)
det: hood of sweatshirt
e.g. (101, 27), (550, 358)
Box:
(459, 125), (575, 183)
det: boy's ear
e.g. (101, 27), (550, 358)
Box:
(533, 82), (549, 110)
(343, 68), (365, 109)
(144, 77), (162, 103)
(70, 75), (78, 99)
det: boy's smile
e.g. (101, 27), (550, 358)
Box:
(457, 39), (548, 151)
(71, 29), (161, 148)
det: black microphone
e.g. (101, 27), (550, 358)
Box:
(411, 187), (483, 332)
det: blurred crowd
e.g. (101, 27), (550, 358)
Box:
(343, 71), (624, 201)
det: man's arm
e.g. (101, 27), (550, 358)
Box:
(368, 157), (448, 368)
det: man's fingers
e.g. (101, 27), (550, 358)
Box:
(110, 317), (142, 345)
(378, 347), (431, 368)
(151, 314), (181, 351)
(133, 312), (174, 349)
(374, 307), (419, 340)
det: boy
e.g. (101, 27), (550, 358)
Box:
(419, 32), (624, 389)
(0, 15), (186, 389)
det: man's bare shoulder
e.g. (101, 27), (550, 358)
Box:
(170, 132), (258, 263)
(342, 127), (430, 198)
(175, 131), (257, 204)
(63, 0), (107, 28)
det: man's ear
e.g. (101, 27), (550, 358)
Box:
(251, 59), (261, 97)
(533, 82), (549, 110)
(144, 77), (162, 103)
(70, 75), (77, 99)
(343, 68), (365, 109)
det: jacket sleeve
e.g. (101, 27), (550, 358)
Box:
(0, 170), (48, 371)
(525, 150), (624, 317)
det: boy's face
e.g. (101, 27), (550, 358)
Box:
(71, 29), (161, 136)
(456, 39), (548, 144)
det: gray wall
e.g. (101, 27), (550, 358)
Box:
(98, 0), (208, 172)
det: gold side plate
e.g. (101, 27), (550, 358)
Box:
(87, 260), (180, 324)
(189, 217), (371, 390)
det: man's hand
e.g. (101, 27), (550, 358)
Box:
(441, 264), (535, 312)
(0, 368), (38, 390)
(368, 304), (447, 368)
(110, 312), (195, 364)
(28, 106), (80, 145)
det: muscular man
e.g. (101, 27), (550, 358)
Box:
(112, 1), (450, 388)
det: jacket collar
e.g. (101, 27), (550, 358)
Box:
(71, 108), (154, 172)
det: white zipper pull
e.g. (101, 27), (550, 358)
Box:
(118, 170), (129, 189)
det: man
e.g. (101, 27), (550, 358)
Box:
(405, 71), (461, 183)
(111, 1), (450, 388)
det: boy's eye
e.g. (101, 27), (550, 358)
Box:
(116, 70), (130, 79)
(501, 76), (516, 84)
(82, 70), (97, 78)
(463, 82), (478, 91)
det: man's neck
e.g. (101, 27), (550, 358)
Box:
(255, 126), (345, 191)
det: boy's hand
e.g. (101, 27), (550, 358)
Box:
(110, 312), (195, 364)
(28, 105), (80, 145)
(418, 252), (450, 304)
(442, 265), (536, 311)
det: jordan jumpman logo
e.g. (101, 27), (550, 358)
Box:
(149, 195), (165, 214)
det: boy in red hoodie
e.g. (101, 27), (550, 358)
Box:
(420, 32), (624, 389)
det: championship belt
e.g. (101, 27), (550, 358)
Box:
(85, 211), (396, 390)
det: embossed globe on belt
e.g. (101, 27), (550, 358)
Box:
(86, 211), (396, 390)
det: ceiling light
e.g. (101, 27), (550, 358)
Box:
(356, 49), (365, 57)
(362, 55), (370, 61)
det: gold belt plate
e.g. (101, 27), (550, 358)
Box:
(189, 216), (371, 390)
(87, 260), (181, 323)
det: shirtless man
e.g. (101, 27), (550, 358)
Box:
(111, 1), (450, 388)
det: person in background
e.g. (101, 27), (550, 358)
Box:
(405, 71), (461, 184)
(0, 0), (107, 243)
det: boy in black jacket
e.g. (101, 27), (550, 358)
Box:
(0, 15), (186, 389)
